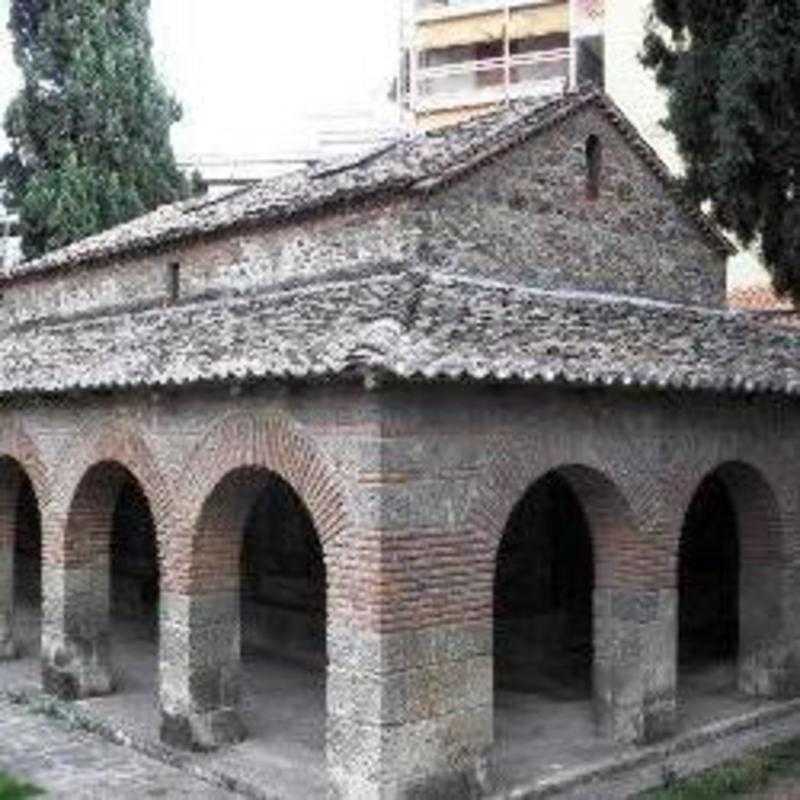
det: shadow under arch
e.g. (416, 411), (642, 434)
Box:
(678, 460), (788, 701)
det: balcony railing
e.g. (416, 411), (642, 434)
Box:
(413, 48), (570, 112)
(415, 0), (543, 16)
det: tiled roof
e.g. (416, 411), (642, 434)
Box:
(2, 268), (799, 397)
(0, 87), (733, 282)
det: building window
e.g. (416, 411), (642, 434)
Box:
(167, 262), (180, 304)
(585, 134), (602, 200)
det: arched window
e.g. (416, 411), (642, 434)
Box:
(585, 134), (603, 200)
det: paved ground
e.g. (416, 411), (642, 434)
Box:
(0, 696), (240, 799)
(2, 602), (796, 799)
(493, 660), (777, 789)
(7, 603), (328, 799)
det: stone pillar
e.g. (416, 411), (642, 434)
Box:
(0, 476), (19, 659)
(593, 586), (677, 744)
(325, 420), (494, 799)
(734, 481), (798, 697)
(327, 622), (493, 800)
(159, 590), (246, 751)
(41, 560), (113, 698)
(0, 539), (16, 659)
(738, 559), (796, 696)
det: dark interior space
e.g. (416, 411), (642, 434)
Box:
(111, 477), (159, 637)
(494, 471), (594, 700)
(678, 474), (739, 672)
(240, 476), (326, 667)
(13, 472), (41, 624)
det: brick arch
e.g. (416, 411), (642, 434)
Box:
(0, 421), (50, 512)
(467, 441), (662, 591)
(676, 459), (788, 695)
(180, 411), (348, 561)
(475, 438), (678, 744)
(661, 428), (789, 563)
(50, 420), (174, 563)
(682, 460), (783, 567)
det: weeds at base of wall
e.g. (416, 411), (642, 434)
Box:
(0, 772), (43, 800)
(640, 736), (800, 799)
(3, 688), (106, 736)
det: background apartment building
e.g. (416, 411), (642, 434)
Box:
(403, 0), (604, 130)
(401, 0), (774, 301)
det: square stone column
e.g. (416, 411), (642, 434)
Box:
(41, 561), (113, 698)
(0, 481), (20, 660)
(327, 621), (493, 800)
(738, 560), (799, 697)
(593, 587), (677, 744)
(0, 542), (16, 659)
(324, 458), (493, 798)
(159, 590), (246, 750)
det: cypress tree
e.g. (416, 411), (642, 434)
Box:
(2, 0), (188, 259)
(642, 0), (800, 304)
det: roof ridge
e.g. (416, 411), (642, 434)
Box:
(2, 84), (733, 281)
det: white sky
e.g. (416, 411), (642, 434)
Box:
(0, 0), (402, 158)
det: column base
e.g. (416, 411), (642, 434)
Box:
(329, 762), (491, 800)
(739, 646), (800, 698)
(41, 637), (113, 700)
(160, 708), (246, 752)
(596, 690), (676, 745)
(0, 636), (17, 660)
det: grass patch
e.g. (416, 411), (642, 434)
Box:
(640, 737), (800, 798)
(0, 773), (43, 799)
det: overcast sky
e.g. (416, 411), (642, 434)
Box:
(0, 0), (402, 158)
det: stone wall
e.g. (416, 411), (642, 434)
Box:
(0, 377), (798, 797)
(406, 104), (726, 305)
(0, 104), (727, 333)
(0, 203), (415, 330)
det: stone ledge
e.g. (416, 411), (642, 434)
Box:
(490, 698), (800, 799)
(5, 683), (800, 799)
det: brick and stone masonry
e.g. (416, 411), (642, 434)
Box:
(1, 383), (799, 797)
(0, 88), (799, 798)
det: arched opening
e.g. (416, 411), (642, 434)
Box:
(239, 472), (327, 786)
(12, 469), (42, 657)
(109, 472), (160, 685)
(43, 461), (159, 705)
(493, 467), (598, 782)
(240, 477), (326, 669)
(679, 473), (739, 674)
(677, 461), (784, 726)
(163, 466), (327, 791)
(0, 457), (42, 661)
(492, 463), (662, 782)
(494, 471), (594, 699)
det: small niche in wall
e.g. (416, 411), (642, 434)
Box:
(167, 262), (180, 304)
(585, 134), (603, 201)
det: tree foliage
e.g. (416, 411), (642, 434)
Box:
(642, 0), (800, 304)
(2, 0), (188, 259)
